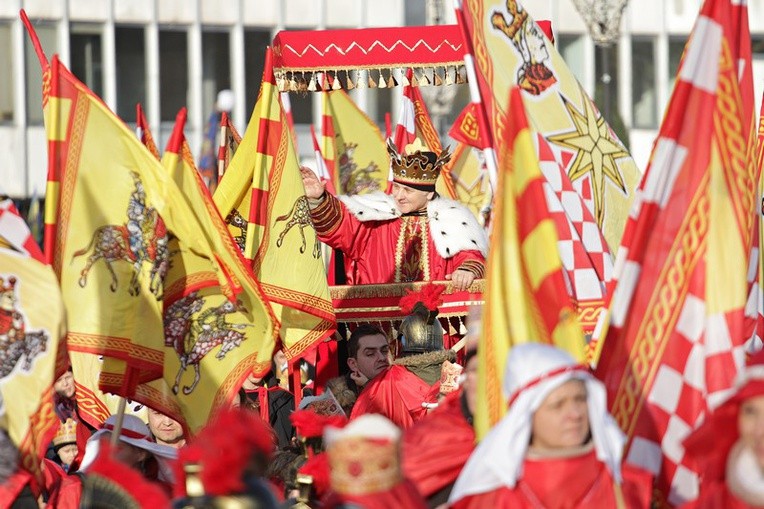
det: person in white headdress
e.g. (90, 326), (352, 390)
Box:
(80, 414), (178, 491)
(448, 343), (652, 509)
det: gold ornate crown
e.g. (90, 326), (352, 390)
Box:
(53, 418), (78, 447)
(328, 436), (401, 496)
(387, 138), (451, 191)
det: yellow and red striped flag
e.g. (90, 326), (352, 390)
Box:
(0, 200), (67, 485)
(594, 0), (758, 504)
(135, 103), (160, 160)
(322, 89), (389, 195)
(476, 87), (585, 439)
(214, 48), (335, 363)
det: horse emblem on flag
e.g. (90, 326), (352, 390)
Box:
(338, 142), (381, 195)
(275, 196), (321, 258)
(71, 172), (171, 298)
(225, 209), (248, 253)
(164, 292), (250, 395)
(0, 276), (48, 379)
(491, 0), (556, 96)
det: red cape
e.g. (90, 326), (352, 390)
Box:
(402, 391), (475, 498)
(450, 449), (652, 509)
(350, 365), (432, 429)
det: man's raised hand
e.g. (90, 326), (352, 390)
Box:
(300, 167), (326, 200)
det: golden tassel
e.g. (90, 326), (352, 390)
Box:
(368, 72), (377, 88)
(445, 66), (454, 86)
(410, 73), (419, 87)
(307, 74), (317, 92)
(378, 70), (387, 88)
(387, 75), (395, 88)
(332, 75), (342, 90)
(346, 74), (355, 89)
(399, 71), (409, 87)
(434, 70), (444, 86)
(455, 68), (465, 84)
(418, 70), (431, 86)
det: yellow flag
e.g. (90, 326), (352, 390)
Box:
(214, 48), (334, 363)
(438, 144), (491, 222)
(457, 0), (640, 252)
(477, 88), (585, 439)
(323, 90), (390, 195)
(0, 209), (66, 482)
(42, 56), (240, 425)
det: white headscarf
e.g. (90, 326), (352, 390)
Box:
(80, 414), (178, 482)
(449, 343), (626, 504)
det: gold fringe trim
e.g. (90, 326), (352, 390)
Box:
(273, 65), (468, 92)
(330, 279), (485, 300)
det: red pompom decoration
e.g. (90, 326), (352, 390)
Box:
(290, 410), (348, 439)
(399, 283), (445, 315)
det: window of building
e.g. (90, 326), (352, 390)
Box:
(594, 43), (620, 128)
(159, 30), (189, 122)
(557, 34), (587, 85)
(631, 37), (657, 129)
(0, 24), (13, 122)
(201, 30), (231, 120)
(70, 28), (104, 98)
(668, 36), (686, 95)
(244, 29), (271, 118)
(25, 23), (57, 125)
(115, 27), (146, 122)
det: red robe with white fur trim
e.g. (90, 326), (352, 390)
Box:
(310, 192), (487, 285)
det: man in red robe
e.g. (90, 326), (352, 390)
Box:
(448, 343), (653, 509)
(302, 139), (487, 289)
(402, 346), (478, 506)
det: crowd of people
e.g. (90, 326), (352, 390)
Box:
(1, 127), (762, 508)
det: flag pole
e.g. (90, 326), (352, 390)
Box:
(452, 0), (499, 191)
(109, 397), (128, 447)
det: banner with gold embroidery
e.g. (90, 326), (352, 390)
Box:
(456, 0), (639, 253)
(0, 203), (67, 484)
(37, 49), (241, 427)
(594, 0), (758, 504)
(323, 89), (390, 195)
(476, 87), (586, 439)
(214, 48), (335, 363)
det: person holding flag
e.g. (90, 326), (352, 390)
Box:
(301, 138), (488, 290)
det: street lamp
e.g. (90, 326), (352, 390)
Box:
(571, 0), (629, 123)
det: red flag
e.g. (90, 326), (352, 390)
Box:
(594, 0), (758, 505)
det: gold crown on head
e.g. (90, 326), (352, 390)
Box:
(387, 138), (451, 192)
(53, 418), (78, 447)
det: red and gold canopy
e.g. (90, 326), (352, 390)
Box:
(271, 25), (468, 92)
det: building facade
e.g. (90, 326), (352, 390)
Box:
(2, 0), (764, 198)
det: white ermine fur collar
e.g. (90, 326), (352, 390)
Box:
(338, 191), (400, 222)
(338, 192), (489, 259)
(428, 197), (489, 259)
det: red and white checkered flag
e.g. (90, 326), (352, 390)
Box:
(0, 200), (44, 263)
(594, 0), (758, 505)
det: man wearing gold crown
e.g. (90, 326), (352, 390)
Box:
(301, 139), (488, 290)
